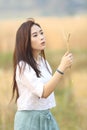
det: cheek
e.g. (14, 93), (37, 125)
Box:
(31, 38), (38, 49)
(31, 37), (35, 46)
(31, 41), (35, 49)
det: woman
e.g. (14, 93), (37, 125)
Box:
(12, 18), (73, 130)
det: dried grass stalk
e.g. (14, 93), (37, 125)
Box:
(62, 30), (71, 52)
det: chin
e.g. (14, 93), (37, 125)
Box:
(41, 46), (46, 50)
(41, 48), (45, 51)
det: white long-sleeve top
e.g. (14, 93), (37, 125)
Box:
(16, 57), (56, 110)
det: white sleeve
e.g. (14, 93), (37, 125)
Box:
(16, 62), (44, 98)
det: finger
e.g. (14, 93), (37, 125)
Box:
(69, 57), (73, 63)
(68, 53), (73, 57)
(64, 51), (69, 56)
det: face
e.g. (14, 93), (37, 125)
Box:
(31, 24), (46, 54)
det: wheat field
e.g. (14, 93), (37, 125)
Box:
(0, 15), (87, 51)
(0, 16), (87, 130)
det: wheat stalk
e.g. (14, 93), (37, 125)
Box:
(62, 30), (74, 104)
(67, 33), (71, 52)
(62, 31), (71, 52)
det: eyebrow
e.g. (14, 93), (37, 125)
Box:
(31, 29), (43, 35)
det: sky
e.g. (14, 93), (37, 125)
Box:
(0, 0), (87, 19)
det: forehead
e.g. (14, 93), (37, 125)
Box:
(31, 24), (42, 33)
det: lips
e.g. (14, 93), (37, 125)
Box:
(41, 41), (45, 45)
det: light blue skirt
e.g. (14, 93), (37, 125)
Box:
(14, 109), (60, 130)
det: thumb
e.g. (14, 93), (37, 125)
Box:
(64, 51), (69, 56)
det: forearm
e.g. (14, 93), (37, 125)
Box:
(42, 52), (73, 98)
(42, 68), (64, 98)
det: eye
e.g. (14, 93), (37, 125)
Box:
(40, 31), (44, 35)
(33, 34), (37, 37)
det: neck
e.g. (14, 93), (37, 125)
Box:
(33, 50), (41, 62)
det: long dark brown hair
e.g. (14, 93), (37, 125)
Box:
(12, 19), (49, 102)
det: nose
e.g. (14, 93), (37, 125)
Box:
(39, 34), (44, 41)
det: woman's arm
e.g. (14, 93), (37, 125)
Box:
(42, 52), (73, 98)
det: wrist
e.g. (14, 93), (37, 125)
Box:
(56, 69), (64, 75)
(57, 65), (65, 73)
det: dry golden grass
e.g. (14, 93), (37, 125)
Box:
(72, 71), (87, 114)
(0, 69), (13, 105)
(0, 69), (87, 130)
(0, 15), (87, 113)
(0, 16), (87, 129)
(0, 15), (87, 52)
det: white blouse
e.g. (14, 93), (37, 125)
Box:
(16, 57), (56, 110)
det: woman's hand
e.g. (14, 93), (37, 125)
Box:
(58, 52), (73, 73)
